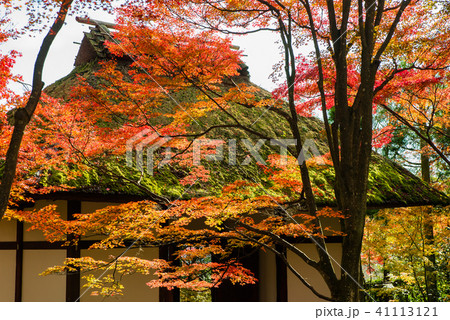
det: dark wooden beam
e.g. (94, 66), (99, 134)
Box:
(0, 240), (148, 250)
(0, 241), (86, 250)
(14, 221), (23, 302)
(282, 235), (343, 244)
(66, 200), (81, 302)
(0, 242), (16, 249)
(30, 192), (147, 203)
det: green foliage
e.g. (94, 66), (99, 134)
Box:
(362, 206), (450, 302)
(180, 288), (212, 302)
(365, 280), (410, 302)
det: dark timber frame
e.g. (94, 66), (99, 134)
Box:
(0, 193), (148, 302)
(0, 192), (344, 302)
(275, 244), (288, 302)
(14, 221), (23, 302)
(66, 200), (81, 302)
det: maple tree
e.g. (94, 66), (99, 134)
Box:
(0, 0), (75, 218)
(1, 5), (21, 133)
(155, 0), (450, 301)
(2, 0), (450, 302)
(2, 16), (344, 299)
(272, 32), (450, 301)
(0, 20), (19, 103)
(0, 0), (117, 218)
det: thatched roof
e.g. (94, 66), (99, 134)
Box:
(38, 19), (449, 209)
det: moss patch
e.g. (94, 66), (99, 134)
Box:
(35, 60), (450, 208)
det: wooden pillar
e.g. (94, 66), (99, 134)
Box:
(66, 200), (81, 302)
(158, 245), (180, 302)
(14, 221), (24, 302)
(275, 244), (288, 302)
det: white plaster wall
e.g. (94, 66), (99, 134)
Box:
(0, 219), (16, 241)
(287, 243), (342, 301)
(0, 250), (16, 301)
(80, 247), (159, 302)
(22, 249), (67, 301)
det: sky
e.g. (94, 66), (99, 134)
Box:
(3, 8), (283, 95)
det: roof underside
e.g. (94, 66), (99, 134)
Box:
(74, 24), (111, 67)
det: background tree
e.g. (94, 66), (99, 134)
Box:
(370, 68), (450, 302)
(362, 205), (450, 301)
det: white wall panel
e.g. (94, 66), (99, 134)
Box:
(0, 219), (16, 242)
(0, 251), (16, 301)
(22, 250), (66, 301)
(80, 247), (159, 302)
(287, 243), (342, 301)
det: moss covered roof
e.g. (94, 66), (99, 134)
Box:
(38, 26), (449, 208)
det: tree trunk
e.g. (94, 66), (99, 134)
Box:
(331, 195), (368, 301)
(0, 0), (74, 219)
(421, 138), (439, 301)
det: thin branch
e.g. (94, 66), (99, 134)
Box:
(379, 103), (450, 167)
